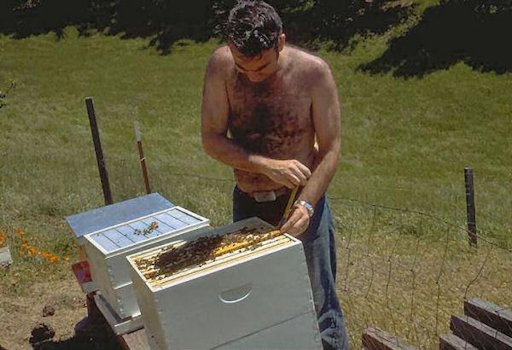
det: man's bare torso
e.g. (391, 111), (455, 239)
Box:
(223, 46), (319, 193)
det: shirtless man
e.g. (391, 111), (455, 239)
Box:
(201, 1), (349, 349)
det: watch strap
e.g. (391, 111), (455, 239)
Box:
(295, 200), (314, 217)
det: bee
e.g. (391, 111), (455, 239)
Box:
(142, 221), (159, 235)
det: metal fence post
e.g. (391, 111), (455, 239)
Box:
(464, 167), (477, 247)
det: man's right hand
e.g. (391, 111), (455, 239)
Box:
(261, 159), (311, 188)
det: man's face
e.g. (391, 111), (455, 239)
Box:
(228, 34), (285, 83)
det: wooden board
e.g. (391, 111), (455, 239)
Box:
(464, 298), (512, 338)
(118, 328), (150, 350)
(362, 327), (417, 350)
(450, 315), (512, 350)
(439, 334), (478, 350)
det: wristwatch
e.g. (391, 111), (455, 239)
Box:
(295, 200), (314, 218)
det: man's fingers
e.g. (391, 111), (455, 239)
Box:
(295, 170), (308, 186)
(280, 216), (295, 233)
(289, 161), (310, 186)
(265, 159), (311, 188)
(282, 178), (295, 189)
(295, 161), (312, 178)
(287, 173), (301, 187)
(281, 208), (310, 236)
(280, 208), (300, 232)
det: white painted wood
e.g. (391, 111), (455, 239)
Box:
(85, 206), (210, 319)
(94, 293), (144, 335)
(128, 217), (322, 350)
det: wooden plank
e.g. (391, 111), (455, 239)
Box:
(362, 327), (417, 350)
(450, 315), (512, 350)
(93, 293), (143, 335)
(439, 334), (478, 350)
(118, 328), (150, 350)
(464, 298), (512, 337)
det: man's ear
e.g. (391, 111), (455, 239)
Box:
(277, 33), (286, 52)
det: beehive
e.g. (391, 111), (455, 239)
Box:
(84, 206), (210, 320)
(127, 217), (322, 350)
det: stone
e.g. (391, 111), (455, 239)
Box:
(0, 246), (12, 268)
(42, 305), (55, 317)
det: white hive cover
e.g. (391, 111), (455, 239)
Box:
(88, 207), (205, 254)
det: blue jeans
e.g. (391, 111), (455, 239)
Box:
(232, 187), (349, 350)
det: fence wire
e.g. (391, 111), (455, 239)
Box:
(327, 197), (511, 349)
(152, 171), (511, 349)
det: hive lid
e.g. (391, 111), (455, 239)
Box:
(85, 206), (209, 255)
(66, 193), (174, 242)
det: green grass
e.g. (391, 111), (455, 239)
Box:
(0, 17), (511, 349)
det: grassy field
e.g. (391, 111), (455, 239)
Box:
(0, 10), (511, 348)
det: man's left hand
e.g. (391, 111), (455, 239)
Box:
(280, 205), (310, 236)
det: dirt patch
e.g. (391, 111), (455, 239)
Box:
(0, 276), (120, 350)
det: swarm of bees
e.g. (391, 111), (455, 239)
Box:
(135, 227), (284, 282)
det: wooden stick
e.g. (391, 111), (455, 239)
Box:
(85, 97), (113, 205)
(279, 187), (299, 228)
(134, 121), (151, 194)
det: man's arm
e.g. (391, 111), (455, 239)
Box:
(281, 59), (341, 235)
(201, 47), (311, 188)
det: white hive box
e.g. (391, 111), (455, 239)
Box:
(84, 205), (210, 321)
(67, 193), (175, 247)
(66, 193), (176, 295)
(127, 217), (322, 350)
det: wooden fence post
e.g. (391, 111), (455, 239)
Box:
(85, 97), (113, 205)
(134, 121), (151, 194)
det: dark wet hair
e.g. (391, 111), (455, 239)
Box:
(223, 1), (283, 57)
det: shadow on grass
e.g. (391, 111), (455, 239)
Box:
(359, 0), (512, 77)
(0, 0), (412, 54)
(0, 0), (213, 54)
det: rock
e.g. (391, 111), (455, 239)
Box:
(29, 323), (55, 344)
(0, 246), (12, 269)
(42, 305), (55, 317)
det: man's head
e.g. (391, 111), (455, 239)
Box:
(223, 1), (284, 57)
(223, 1), (286, 82)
